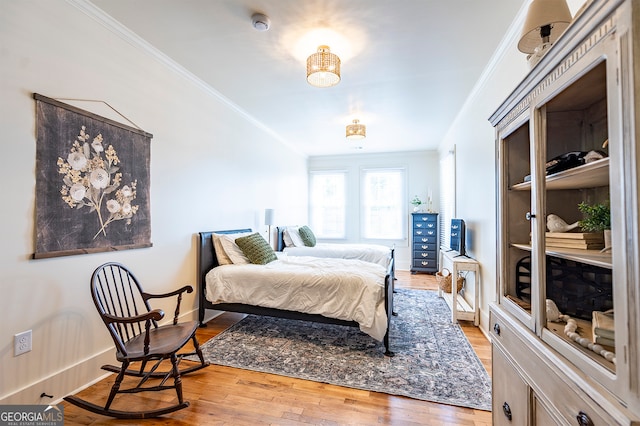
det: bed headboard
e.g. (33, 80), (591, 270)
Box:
(276, 226), (286, 251)
(197, 229), (252, 323)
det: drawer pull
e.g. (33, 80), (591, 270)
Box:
(502, 402), (512, 421)
(416, 223), (423, 228)
(493, 323), (501, 335)
(416, 230), (423, 235)
(421, 253), (430, 257)
(421, 245), (430, 249)
(576, 411), (594, 426)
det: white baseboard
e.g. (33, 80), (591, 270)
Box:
(0, 348), (114, 405)
(0, 307), (211, 406)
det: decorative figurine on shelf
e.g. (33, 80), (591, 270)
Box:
(546, 299), (616, 364)
(546, 214), (579, 233)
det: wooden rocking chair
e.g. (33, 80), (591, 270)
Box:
(64, 262), (209, 419)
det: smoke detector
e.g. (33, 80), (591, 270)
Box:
(251, 13), (270, 31)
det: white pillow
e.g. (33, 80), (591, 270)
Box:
(285, 226), (305, 247)
(283, 229), (294, 247)
(213, 231), (252, 265)
(211, 234), (232, 265)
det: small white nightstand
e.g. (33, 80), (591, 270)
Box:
(438, 248), (480, 325)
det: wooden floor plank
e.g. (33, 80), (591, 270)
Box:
(62, 270), (492, 425)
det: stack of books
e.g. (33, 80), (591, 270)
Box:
(545, 232), (604, 250)
(592, 310), (615, 347)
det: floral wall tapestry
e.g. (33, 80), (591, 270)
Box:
(34, 94), (152, 258)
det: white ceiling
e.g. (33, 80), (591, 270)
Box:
(90, 0), (526, 157)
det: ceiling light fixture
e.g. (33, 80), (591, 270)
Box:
(518, 0), (572, 68)
(346, 119), (366, 140)
(306, 45), (341, 88)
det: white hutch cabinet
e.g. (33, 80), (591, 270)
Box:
(489, 0), (640, 424)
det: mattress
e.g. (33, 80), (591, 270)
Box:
(205, 255), (388, 341)
(282, 243), (392, 267)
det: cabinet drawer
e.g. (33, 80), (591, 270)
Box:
(413, 214), (437, 223)
(413, 242), (436, 251)
(413, 235), (437, 244)
(413, 228), (437, 237)
(413, 221), (437, 230)
(413, 250), (436, 260)
(412, 259), (436, 269)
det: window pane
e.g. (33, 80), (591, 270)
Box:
(309, 171), (346, 238)
(362, 168), (405, 240)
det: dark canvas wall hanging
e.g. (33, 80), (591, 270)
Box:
(33, 93), (153, 259)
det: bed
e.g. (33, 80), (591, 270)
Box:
(197, 229), (395, 356)
(276, 226), (394, 269)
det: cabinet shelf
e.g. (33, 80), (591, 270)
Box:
(511, 157), (609, 191)
(511, 243), (612, 269)
(545, 320), (615, 372)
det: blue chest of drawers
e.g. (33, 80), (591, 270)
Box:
(410, 213), (439, 273)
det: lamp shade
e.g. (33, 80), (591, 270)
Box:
(306, 45), (341, 88)
(346, 119), (366, 140)
(518, 0), (572, 54)
(264, 208), (274, 226)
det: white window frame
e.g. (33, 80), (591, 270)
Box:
(309, 170), (347, 239)
(360, 167), (407, 243)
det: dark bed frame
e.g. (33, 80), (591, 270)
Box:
(197, 229), (395, 356)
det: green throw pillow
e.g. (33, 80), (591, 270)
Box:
(298, 225), (317, 247)
(235, 233), (277, 265)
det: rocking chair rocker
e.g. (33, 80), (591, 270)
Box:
(64, 262), (209, 419)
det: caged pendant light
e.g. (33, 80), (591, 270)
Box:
(306, 45), (341, 87)
(346, 119), (366, 140)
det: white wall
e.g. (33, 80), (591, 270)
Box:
(308, 151), (438, 270)
(0, 1), (308, 403)
(438, 0), (588, 332)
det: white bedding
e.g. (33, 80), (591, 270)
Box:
(282, 243), (392, 267)
(205, 255), (388, 341)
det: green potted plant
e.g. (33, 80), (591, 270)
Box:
(578, 201), (611, 249)
(411, 195), (423, 212)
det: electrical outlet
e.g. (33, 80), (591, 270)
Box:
(14, 330), (32, 356)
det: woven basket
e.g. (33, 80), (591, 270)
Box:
(436, 268), (465, 293)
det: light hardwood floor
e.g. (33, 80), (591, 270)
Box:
(62, 270), (492, 425)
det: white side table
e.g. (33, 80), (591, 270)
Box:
(438, 249), (481, 325)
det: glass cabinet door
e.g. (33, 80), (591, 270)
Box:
(498, 114), (536, 330)
(536, 60), (615, 375)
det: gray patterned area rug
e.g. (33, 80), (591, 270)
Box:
(196, 289), (492, 411)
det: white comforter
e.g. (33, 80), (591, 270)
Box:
(205, 256), (388, 341)
(282, 243), (391, 267)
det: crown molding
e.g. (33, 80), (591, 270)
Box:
(65, 0), (305, 157)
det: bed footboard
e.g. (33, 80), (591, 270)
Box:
(383, 257), (395, 357)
